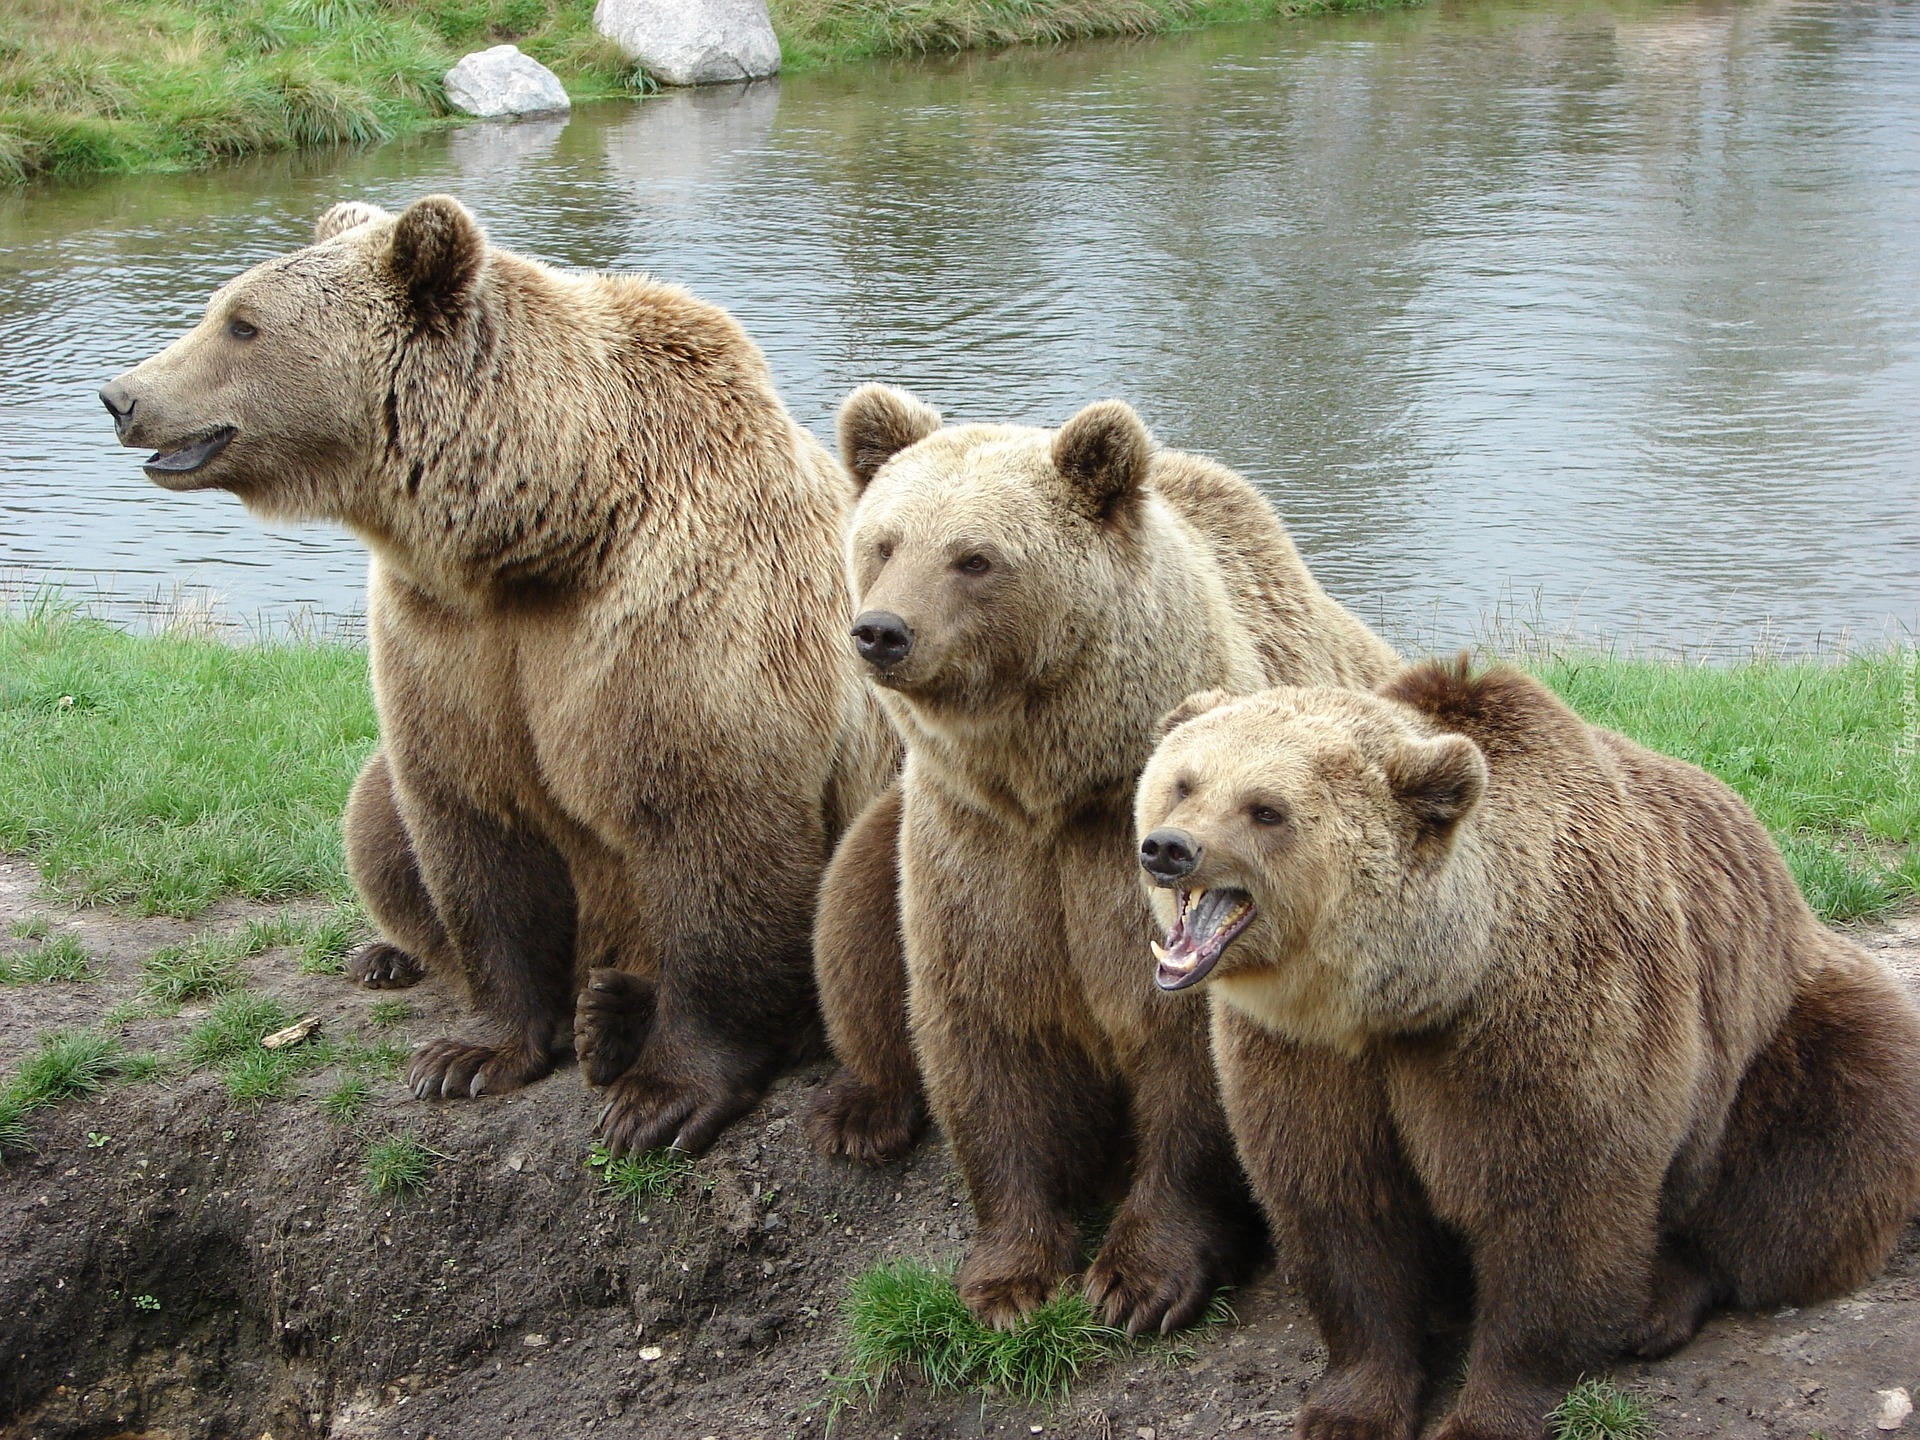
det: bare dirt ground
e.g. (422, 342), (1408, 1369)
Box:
(3, 855), (1917, 1440)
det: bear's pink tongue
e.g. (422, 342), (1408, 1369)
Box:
(1152, 887), (1256, 992)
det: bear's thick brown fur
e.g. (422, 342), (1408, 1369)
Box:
(814, 385), (1401, 1333)
(1134, 661), (1920, 1440)
(104, 196), (895, 1154)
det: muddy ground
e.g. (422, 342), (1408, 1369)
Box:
(2, 855), (1917, 1440)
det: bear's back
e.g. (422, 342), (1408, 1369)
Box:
(1386, 660), (1815, 1058)
(1148, 451), (1400, 691)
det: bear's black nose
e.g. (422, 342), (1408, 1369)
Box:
(852, 611), (913, 669)
(1140, 828), (1201, 883)
(99, 379), (136, 433)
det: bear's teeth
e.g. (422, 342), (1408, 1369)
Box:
(1150, 940), (1166, 963)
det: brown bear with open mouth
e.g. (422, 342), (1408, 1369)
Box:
(1134, 661), (1920, 1440)
(819, 384), (1400, 1334)
(101, 196), (896, 1154)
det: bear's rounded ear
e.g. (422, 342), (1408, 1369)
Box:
(1387, 733), (1487, 845)
(1053, 399), (1151, 522)
(314, 200), (389, 243)
(838, 384), (943, 490)
(389, 195), (485, 326)
(1158, 688), (1234, 738)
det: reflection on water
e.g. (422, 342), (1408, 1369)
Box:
(2, 0), (1916, 651)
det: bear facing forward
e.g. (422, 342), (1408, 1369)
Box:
(816, 387), (1400, 1335)
(1134, 661), (1920, 1440)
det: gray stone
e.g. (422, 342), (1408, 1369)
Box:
(443, 44), (571, 120)
(593, 0), (781, 87)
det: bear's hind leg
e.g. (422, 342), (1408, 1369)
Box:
(806, 784), (928, 1165)
(344, 750), (442, 990)
(593, 806), (822, 1156)
(1626, 1242), (1716, 1359)
(388, 766), (578, 1101)
(1685, 944), (1920, 1309)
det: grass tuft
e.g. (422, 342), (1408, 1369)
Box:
(588, 1140), (694, 1210)
(322, 1073), (371, 1124)
(9, 915), (52, 940)
(1549, 1378), (1655, 1440)
(1, 932), (96, 983)
(831, 1259), (1126, 1415)
(366, 1131), (436, 1195)
(182, 990), (332, 1100)
(367, 998), (410, 1028)
(1, 1028), (124, 1153)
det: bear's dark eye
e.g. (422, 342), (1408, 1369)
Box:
(1174, 778), (1192, 801)
(874, 540), (893, 562)
(1250, 804), (1288, 827)
(956, 554), (990, 575)
(228, 319), (258, 340)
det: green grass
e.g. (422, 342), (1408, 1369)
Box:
(0, 932), (96, 983)
(367, 998), (410, 1028)
(182, 989), (333, 1100)
(0, 0), (648, 185)
(587, 1139), (694, 1210)
(1549, 1378), (1655, 1440)
(366, 1130), (436, 1195)
(769, 0), (1390, 69)
(0, 1028), (124, 1155)
(1, 611), (1913, 928)
(1533, 651), (1919, 921)
(830, 1259), (1128, 1417)
(1, 606), (378, 916)
(9, 915), (52, 940)
(321, 1073), (372, 1123)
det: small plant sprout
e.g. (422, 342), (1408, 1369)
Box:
(366, 1132), (438, 1196)
(86, 1131), (110, 1147)
(588, 1141), (694, 1211)
(132, 1294), (161, 1312)
(1549, 1378), (1655, 1440)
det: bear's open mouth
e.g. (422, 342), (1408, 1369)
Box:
(1151, 887), (1256, 991)
(144, 426), (236, 476)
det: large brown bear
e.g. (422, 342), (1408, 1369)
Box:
(101, 196), (895, 1154)
(816, 385), (1400, 1334)
(1134, 662), (1920, 1440)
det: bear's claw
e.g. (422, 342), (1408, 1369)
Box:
(1085, 1213), (1220, 1337)
(804, 1066), (926, 1164)
(347, 940), (425, 990)
(406, 1038), (548, 1101)
(595, 1065), (755, 1158)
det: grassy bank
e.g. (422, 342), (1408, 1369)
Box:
(1, 606), (1914, 923)
(2, 0), (1391, 186)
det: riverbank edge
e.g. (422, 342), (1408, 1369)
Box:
(1, 0), (1402, 188)
(2, 607), (1914, 923)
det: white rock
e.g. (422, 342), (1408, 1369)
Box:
(443, 45), (571, 120)
(593, 0), (781, 86)
(1880, 1387), (1914, 1430)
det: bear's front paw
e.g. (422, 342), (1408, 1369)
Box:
(595, 1064), (757, 1158)
(1085, 1207), (1235, 1337)
(956, 1267), (1060, 1332)
(1298, 1406), (1415, 1440)
(1297, 1360), (1422, 1440)
(804, 1066), (926, 1164)
(407, 1037), (549, 1100)
(347, 941), (424, 989)
(573, 968), (656, 1088)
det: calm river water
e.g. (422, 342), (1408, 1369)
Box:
(2, 0), (1916, 651)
